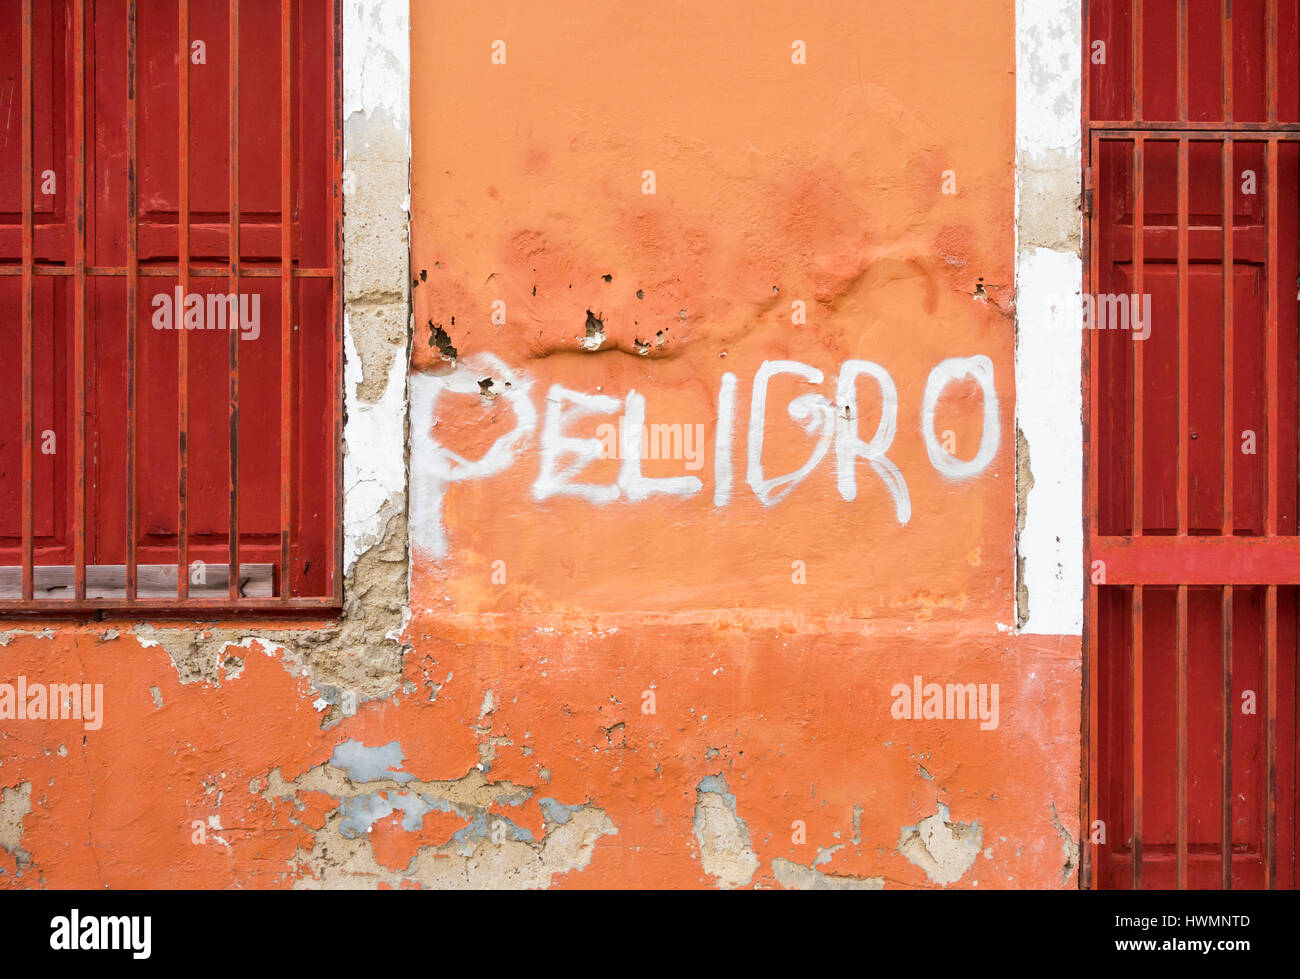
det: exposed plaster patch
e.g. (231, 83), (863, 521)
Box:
(1050, 801), (1079, 887)
(692, 774), (759, 889)
(1014, 426), (1035, 630)
(0, 781), (32, 871)
(772, 857), (884, 890)
(263, 748), (615, 888)
(896, 802), (983, 886)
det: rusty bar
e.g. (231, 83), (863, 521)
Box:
(1176, 583), (1189, 889)
(279, 0), (292, 599)
(228, 0), (241, 600)
(1223, 138), (1235, 535)
(332, 0), (344, 603)
(1177, 138), (1189, 536)
(177, 0), (190, 599)
(1220, 135), (1234, 892)
(1263, 132), (1280, 888)
(1265, 584), (1277, 887)
(1267, 0), (1278, 124)
(20, 0), (33, 601)
(1133, 0), (1143, 123)
(1132, 137), (1144, 536)
(0, 595), (339, 613)
(1082, 133), (1100, 891)
(126, 0), (138, 601)
(1221, 585), (1233, 888)
(1222, 0), (1233, 124)
(1266, 138), (1279, 539)
(0, 266), (336, 278)
(1131, 584), (1144, 889)
(1089, 122), (1300, 132)
(1178, 0), (1188, 124)
(1130, 134), (1146, 892)
(73, 0), (86, 600)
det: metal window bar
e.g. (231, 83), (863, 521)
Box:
(1, 0), (342, 613)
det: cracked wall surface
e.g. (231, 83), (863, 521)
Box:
(0, 0), (1083, 890)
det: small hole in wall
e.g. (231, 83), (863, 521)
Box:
(636, 289), (644, 300)
(428, 320), (458, 360)
(602, 273), (613, 282)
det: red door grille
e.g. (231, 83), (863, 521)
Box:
(1085, 0), (1300, 888)
(0, 0), (343, 611)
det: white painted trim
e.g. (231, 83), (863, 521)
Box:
(341, 0), (411, 580)
(1014, 0), (1084, 635)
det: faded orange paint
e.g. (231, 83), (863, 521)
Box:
(0, 0), (1081, 890)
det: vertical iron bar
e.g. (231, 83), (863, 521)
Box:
(1178, 0), (1188, 124)
(1222, 584), (1234, 887)
(331, 0), (344, 603)
(1267, 0), (1278, 124)
(73, 0), (86, 600)
(1264, 135), (1280, 887)
(1222, 0), (1234, 124)
(1221, 135), (1235, 890)
(126, 0), (138, 600)
(1083, 132), (1101, 890)
(1132, 584), (1144, 889)
(1266, 139), (1279, 533)
(1133, 137), (1145, 537)
(279, 0), (292, 599)
(20, 0), (33, 601)
(228, 0), (241, 600)
(177, 0), (190, 599)
(1178, 138), (1189, 537)
(1131, 135), (1145, 891)
(1177, 583), (1189, 888)
(1133, 0), (1143, 123)
(1175, 134), (1190, 891)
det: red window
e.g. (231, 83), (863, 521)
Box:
(0, 0), (342, 611)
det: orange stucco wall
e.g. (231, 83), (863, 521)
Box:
(0, 0), (1081, 889)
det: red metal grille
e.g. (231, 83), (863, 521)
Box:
(0, 0), (343, 612)
(1085, 0), (1300, 889)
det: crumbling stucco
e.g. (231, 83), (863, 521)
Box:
(0, 781), (32, 873)
(772, 857), (884, 890)
(263, 742), (615, 888)
(692, 775), (760, 889)
(1014, 426), (1035, 630)
(1050, 801), (1079, 887)
(896, 803), (984, 886)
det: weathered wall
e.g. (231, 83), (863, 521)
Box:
(0, 0), (1083, 889)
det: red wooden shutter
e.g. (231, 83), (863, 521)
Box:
(0, 0), (342, 611)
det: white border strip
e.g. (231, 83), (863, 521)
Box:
(341, 0), (411, 579)
(1015, 0), (1084, 635)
